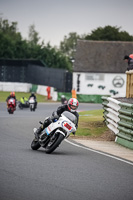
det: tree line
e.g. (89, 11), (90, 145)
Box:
(0, 17), (133, 71)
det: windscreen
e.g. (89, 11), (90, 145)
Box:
(62, 111), (77, 125)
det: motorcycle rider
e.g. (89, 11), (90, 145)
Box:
(123, 55), (133, 71)
(6, 92), (17, 105)
(18, 96), (29, 109)
(29, 92), (37, 108)
(61, 95), (67, 104)
(34, 98), (79, 140)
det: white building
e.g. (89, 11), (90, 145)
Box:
(73, 40), (133, 99)
(73, 72), (126, 97)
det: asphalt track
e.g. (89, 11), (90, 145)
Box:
(0, 102), (133, 200)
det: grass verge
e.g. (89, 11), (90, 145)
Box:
(0, 91), (52, 102)
(75, 110), (108, 137)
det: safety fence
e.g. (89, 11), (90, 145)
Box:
(0, 82), (57, 101)
(0, 82), (108, 103)
(58, 92), (107, 103)
(0, 59), (72, 92)
(102, 96), (133, 150)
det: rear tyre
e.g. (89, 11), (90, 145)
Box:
(19, 103), (23, 110)
(45, 133), (64, 154)
(30, 106), (32, 111)
(31, 139), (41, 150)
(33, 104), (36, 111)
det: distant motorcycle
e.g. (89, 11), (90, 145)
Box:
(61, 95), (68, 105)
(62, 99), (68, 105)
(7, 98), (16, 114)
(31, 111), (77, 154)
(18, 97), (29, 110)
(29, 97), (36, 111)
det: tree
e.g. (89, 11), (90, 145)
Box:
(0, 17), (23, 58)
(27, 24), (72, 70)
(59, 32), (81, 57)
(28, 24), (40, 45)
(0, 17), (72, 71)
(85, 25), (133, 41)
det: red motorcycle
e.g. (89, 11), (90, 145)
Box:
(7, 98), (16, 114)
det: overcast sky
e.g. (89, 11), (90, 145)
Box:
(0, 0), (133, 46)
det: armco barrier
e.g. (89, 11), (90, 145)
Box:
(102, 96), (133, 150)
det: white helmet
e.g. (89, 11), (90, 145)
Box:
(67, 98), (79, 112)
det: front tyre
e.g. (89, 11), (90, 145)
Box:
(45, 133), (65, 154)
(31, 139), (41, 150)
(8, 108), (14, 114)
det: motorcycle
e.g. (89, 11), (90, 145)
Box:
(61, 99), (68, 105)
(61, 96), (68, 105)
(18, 97), (29, 110)
(7, 98), (16, 114)
(29, 97), (36, 111)
(31, 111), (77, 154)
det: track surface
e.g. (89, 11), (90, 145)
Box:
(0, 102), (133, 200)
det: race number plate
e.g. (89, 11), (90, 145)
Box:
(62, 121), (72, 132)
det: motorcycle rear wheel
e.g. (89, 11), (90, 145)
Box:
(31, 139), (41, 150)
(45, 133), (64, 154)
(19, 103), (23, 109)
(30, 106), (33, 111)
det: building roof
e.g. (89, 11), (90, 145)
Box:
(73, 40), (133, 73)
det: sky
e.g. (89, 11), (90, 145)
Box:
(0, 0), (133, 47)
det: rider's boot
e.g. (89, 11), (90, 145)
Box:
(34, 117), (52, 140)
(34, 126), (43, 140)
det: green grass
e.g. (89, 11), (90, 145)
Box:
(0, 91), (50, 102)
(76, 109), (108, 137)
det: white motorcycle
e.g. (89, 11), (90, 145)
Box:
(31, 111), (77, 154)
(29, 97), (36, 111)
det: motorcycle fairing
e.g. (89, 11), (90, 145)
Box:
(45, 116), (76, 136)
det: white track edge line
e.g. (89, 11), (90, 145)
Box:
(65, 139), (133, 166)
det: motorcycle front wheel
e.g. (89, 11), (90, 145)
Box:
(45, 133), (65, 154)
(8, 108), (14, 114)
(31, 139), (41, 150)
